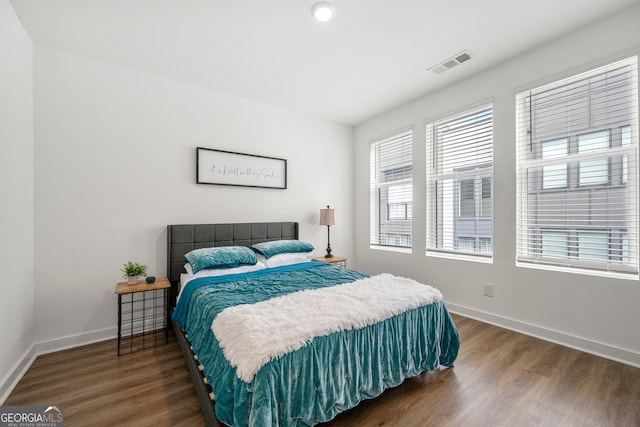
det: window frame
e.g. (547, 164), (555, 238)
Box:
(369, 128), (413, 252)
(515, 56), (639, 278)
(426, 103), (494, 261)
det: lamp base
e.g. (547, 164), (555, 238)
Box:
(324, 224), (333, 258)
(325, 243), (333, 258)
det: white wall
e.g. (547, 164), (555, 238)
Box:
(33, 46), (354, 346)
(354, 4), (640, 366)
(0, 0), (35, 400)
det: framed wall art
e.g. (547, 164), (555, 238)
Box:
(196, 147), (287, 189)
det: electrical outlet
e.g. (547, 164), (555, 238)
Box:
(483, 283), (494, 297)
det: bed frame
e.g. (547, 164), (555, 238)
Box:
(167, 222), (299, 426)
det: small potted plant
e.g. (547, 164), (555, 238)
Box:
(122, 261), (148, 284)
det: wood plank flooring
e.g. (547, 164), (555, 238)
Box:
(6, 314), (640, 426)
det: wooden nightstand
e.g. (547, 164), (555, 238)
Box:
(312, 256), (347, 268)
(115, 277), (170, 355)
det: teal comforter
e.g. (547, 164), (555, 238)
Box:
(172, 262), (460, 426)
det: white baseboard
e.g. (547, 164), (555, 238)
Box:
(33, 327), (116, 356)
(446, 302), (640, 368)
(0, 345), (37, 404)
(0, 327), (117, 403)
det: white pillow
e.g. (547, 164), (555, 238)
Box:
(183, 262), (266, 279)
(256, 252), (314, 268)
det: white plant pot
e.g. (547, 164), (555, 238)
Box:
(127, 276), (138, 284)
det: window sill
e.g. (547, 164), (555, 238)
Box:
(369, 245), (412, 254)
(426, 250), (493, 264)
(516, 260), (639, 281)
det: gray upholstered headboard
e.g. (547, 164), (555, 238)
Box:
(166, 222), (298, 305)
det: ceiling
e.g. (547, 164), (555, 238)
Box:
(9, 0), (639, 126)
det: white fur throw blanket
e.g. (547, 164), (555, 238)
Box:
(211, 273), (443, 382)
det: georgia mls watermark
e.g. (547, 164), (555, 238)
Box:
(0, 406), (63, 427)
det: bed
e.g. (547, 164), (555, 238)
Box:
(167, 221), (460, 427)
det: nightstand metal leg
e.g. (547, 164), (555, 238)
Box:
(117, 294), (122, 356)
(164, 288), (169, 344)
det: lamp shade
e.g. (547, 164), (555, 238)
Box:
(319, 206), (335, 226)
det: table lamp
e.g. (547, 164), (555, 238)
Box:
(319, 205), (335, 258)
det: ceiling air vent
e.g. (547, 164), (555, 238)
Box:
(429, 50), (472, 74)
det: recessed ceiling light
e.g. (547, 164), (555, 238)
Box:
(312, 2), (335, 22)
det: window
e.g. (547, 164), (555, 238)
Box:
(457, 237), (476, 252)
(541, 230), (568, 259)
(622, 125), (631, 184)
(576, 231), (609, 262)
(387, 183), (412, 220)
(479, 237), (492, 253)
(426, 105), (493, 258)
(578, 130), (609, 186)
(481, 177), (492, 217)
(459, 179), (475, 218)
(383, 233), (411, 247)
(542, 138), (568, 189)
(370, 129), (413, 249)
(516, 56), (638, 277)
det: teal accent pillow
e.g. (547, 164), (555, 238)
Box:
(251, 240), (314, 259)
(184, 246), (258, 273)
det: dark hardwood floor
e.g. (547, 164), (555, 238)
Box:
(6, 314), (640, 426)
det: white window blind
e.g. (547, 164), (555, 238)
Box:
(516, 56), (639, 277)
(370, 129), (413, 249)
(426, 105), (493, 257)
